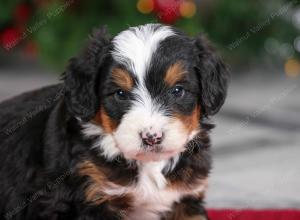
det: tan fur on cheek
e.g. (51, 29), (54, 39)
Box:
(93, 106), (117, 133)
(92, 69), (133, 133)
(174, 105), (201, 133)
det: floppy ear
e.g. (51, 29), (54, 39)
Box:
(194, 34), (229, 116)
(64, 27), (111, 121)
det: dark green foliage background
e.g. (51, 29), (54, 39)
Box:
(0, 0), (299, 69)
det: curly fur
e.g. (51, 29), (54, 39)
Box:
(0, 24), (228, 220)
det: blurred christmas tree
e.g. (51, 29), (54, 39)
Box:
(0, 0), (299, 69)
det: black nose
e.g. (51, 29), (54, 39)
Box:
(140, 130), (164, 146)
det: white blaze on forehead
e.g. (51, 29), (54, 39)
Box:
(111, 24), (175, 81)
(112, 24), (175, 134)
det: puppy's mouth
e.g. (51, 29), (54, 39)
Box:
(134, 150), (179, 162)
(126, 145), (182, 162)
(113, 132), (195, 162)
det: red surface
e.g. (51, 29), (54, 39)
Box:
(208, 209), (300, 220)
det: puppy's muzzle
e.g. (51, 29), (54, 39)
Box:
(140, 127), (164, 147)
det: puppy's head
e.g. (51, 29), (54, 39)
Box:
(65, 24), (228, 162)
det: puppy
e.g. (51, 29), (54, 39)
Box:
(0, 24), (228, 220)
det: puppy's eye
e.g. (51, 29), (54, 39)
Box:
(171, 85), (185, 98)
(114, 89), (129, 101)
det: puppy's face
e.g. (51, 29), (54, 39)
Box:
(65, 24), (228, 162)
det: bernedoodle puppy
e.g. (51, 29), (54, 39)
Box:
(0, 24), (228, 220)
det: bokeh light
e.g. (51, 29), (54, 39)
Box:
(293, 36), (300, 53)
(279, 43), (294, 58)
(180, 0), (197, 18)
(264, 38), (279, 55)
(137, 0), (154, 14)
(292, 9), (300, 30)
(285, 58), (300, 78)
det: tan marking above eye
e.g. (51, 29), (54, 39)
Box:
(164, 62), (187, 87)
(111, 68), (134, 91)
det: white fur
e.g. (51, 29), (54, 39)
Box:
(81, 24), (199, 162)
(163, 155), (180, 173)
(99, 160), (208, 220)
(82, 24), (189, 162)
(81, 123), (121, 159)
(81, 122), (203, 220)
(127, 161), (174, 220)
(113, 99), (189, 160)
(111, 24), (174, 81)
(188, 129), (200, 141)
(110, 24), (192, 160)
(78, 24), (204, 220)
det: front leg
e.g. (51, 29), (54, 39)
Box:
(162, 197), (209, 220)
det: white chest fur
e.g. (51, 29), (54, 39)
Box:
(102, 161), (207, 220)
(126, 162), (181, 220)
(101, 161), (179, 220)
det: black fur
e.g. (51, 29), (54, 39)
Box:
(0, 25), (228, 220)
(64, 27), (112, 121)
(194, 34), (229, 116)
(145, 33), (200, 117)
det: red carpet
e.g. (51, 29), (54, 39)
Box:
(208, 209), (300, 220)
